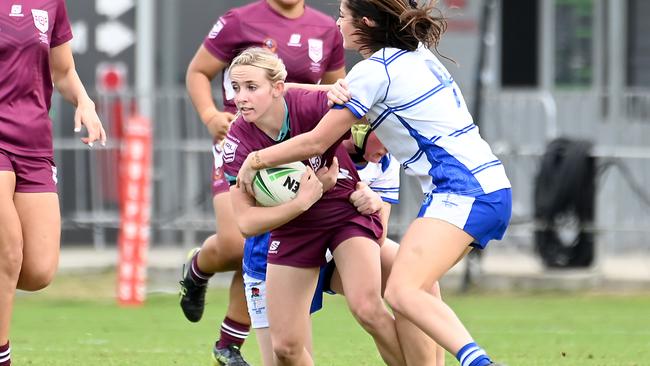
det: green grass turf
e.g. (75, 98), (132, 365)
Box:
(11, 273), (650, 365)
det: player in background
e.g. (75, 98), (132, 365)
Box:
(0, 1), (106, 365)
(224, 47), (405, 366)
(182, 1), (345, 365)
(235, 1), (512, 366)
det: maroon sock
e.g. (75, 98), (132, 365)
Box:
(0, 341), (10, 366)
(188, 251), (212, 285)
(216, 317), (250, 349)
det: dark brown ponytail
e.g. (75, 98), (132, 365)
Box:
(345, 0), (447, 54)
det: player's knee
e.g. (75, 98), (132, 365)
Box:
(201, 239), (222, 261)
(348, 295), (385, 331)
(211, 235), (244, 263)
(384, 283), (409, 314)
(0, 239), (23, 279)
(17, 265), (56, 291)
(272, 337), (303, 362)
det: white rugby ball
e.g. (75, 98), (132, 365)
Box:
(252, 161), (307, 207)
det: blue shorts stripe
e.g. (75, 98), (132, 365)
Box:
(418, 189), (512, 248)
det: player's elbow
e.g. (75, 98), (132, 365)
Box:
(185, 66), (199, 90)
(236, 219), (263, 238)
(236, 221), (255, 237)
(185, 62), (208, 90)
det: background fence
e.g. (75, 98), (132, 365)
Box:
(51, 88), (650, 258)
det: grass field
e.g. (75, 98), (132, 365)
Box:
(11, 272), (650, 366)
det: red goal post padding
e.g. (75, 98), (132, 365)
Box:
(117, 115), (152, 306)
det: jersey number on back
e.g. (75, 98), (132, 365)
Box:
(426, 60), (462, 108)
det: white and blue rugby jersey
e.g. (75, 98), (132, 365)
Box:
(341, 46), (510, 196)
(357, 153), (400, 204)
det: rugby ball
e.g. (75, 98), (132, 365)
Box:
(253, 161), (307, 207)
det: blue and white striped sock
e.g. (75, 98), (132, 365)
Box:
(456, 342), (492, 366)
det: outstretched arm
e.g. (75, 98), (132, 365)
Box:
(237, 107), (359, 194)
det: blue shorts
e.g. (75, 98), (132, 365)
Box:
(417, 188), (512, 248)
(309, 260), (337, 314)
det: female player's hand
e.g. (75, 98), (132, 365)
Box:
(206, 111), (236, 140)
(327, 79), (351, 107)
(295, 167), (323, 210)
(237, 153), (258, 195)
(349, 182), (383, 215)
(315, 156), (339, 192)
(74, 99), (107, 147)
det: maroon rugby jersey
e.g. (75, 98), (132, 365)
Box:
(0, 0), (72, 157)
(202, 0), (345, 113)
(223, 89), (379, 230)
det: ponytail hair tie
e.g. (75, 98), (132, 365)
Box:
(409, 0), (418, 8)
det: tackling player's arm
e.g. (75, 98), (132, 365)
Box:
(186, 45), (236, 140)
(285, 77), (351, 109)
(230, 167), (323, 237)
(238, 108), (358, 194)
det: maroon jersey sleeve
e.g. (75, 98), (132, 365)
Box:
(222, 119), (254, 178)
(202, 10), (242, 63)
(51, 0), (72, 47)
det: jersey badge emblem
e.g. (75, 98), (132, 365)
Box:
(308, 156), (322, 171)
(223, 138), (238, 163)
(308, 39), (323, 63)
(31, 9), (48, 33)
(208, 19), (225, 39)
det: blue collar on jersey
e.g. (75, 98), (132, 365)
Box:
(274, 100), (290, 142)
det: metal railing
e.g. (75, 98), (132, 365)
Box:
(51, 89), (650, 252)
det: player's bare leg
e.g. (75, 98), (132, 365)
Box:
(252, 327), (274, 366)
(266, 264), (319, 366)
(329, 238), (441, 365)
(384, 218), (476, 355)
(14, 192), (60, 291)
(250, 288), (314, 366)
(197, 192), (247, 273)
(0, 172), (21, 348)
(380, 239), (441, 366)
(0, 173), (60, 366)
(333, 237), (406, 366)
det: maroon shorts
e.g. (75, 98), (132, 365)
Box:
(268, 220), (382, 268)
(0, 149), (57, 193)
(212, 143), (231, 196)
